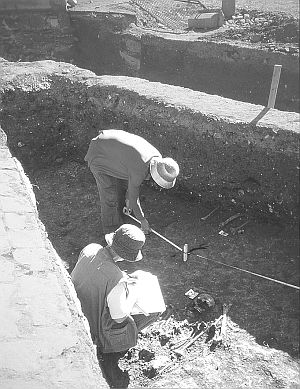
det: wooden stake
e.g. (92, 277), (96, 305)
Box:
(183, 244), (188, 262)
(267, 65), (282, 109)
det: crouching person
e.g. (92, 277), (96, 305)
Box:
(71, 224), (160, 388)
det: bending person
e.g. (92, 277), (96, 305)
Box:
(84, 129), (179, 235)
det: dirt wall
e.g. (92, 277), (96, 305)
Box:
(70, 12), (136, 76)
(0, 8), (298, 113)
(0, 60), (298, 221)
(67, 13), (299, 112)
(0, 123), (107, 388)
(0, 0), (66, 11)
(139, 33), (299, 112)
(0, 10), (75, 62)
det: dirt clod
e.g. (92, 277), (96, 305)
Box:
(139, 349), (155, 362)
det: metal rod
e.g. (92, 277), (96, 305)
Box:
(123, 209), (300, 290)
(124, 211), (182, 251)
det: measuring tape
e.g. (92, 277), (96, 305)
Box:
(123, 208), (299, 291)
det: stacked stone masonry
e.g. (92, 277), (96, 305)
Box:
(0, 127), (107, 388)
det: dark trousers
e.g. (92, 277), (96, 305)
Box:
(90, 165), (128, 234)
(97, 348), (129, 389)
(97, 313), (160, 388)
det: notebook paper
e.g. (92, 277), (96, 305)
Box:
(128, 271), (166, 316)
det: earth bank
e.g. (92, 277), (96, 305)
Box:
(0, 59), (299, 388)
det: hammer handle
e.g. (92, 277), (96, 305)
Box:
(124, 210), (182, 252)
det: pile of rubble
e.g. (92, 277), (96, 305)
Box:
(133, 1), (299, 54)
(218, 10), (299, 54)
(119, 295), (235, 386)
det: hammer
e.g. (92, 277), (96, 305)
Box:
(123, 207), (189, 262)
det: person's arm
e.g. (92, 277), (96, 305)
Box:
(107, 281), (139, 323)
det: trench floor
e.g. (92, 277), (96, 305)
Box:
(28, 160), (299, 388)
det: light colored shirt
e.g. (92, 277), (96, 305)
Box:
(85, 129), (161, 219)
(107, 282), (136, 320)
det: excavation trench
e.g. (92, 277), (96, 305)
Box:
(0, 60), (299, 387)
(0, 8), (299, 114)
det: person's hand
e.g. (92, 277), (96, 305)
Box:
(129, 270), (148, 279)
(119, 272), (138, 285)
(140, 218), (151, 234)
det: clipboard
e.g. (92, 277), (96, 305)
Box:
(128, 271), (166, 316)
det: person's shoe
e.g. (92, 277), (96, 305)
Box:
(111, 369), (129, 388)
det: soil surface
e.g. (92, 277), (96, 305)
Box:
(134, 4), (299, 55)
(26, 159), (299, 388)
(74, 0), (299, 54)
(72, 1), (299, 112)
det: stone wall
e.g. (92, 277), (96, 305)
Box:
(70, 11), (136, 76)
(67, 13), (300, 112)
(0, 123), (107, 388)
(0, 0), (66, 11)
(138, 32), (299, 112)
(0, 10), (75, 63)
(0, 7), (298, 112)
(0, 60), (299, 220)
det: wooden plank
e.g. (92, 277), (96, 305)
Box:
(267, 64), (282, 109)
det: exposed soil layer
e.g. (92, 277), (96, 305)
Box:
(130, 2), (299, 53)
(19, 160), (300, 388)
(0, 60), (299, 388)
(135, 7), (299, 112)
(1, 63), (298, 222)
(212, 10), (299, 53)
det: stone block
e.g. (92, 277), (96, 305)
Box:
(4, 213), (38, 230)
(120, 50), (140, 72)
(0, 180), (26, 198)
(0, 157), (16, 170)
(7, 229), (45, 249)
(188, 12), (224, 29)
(13, 247), (55, 271)
(0, 235), (10, 254)
(0, 127), (7, 146)
(17, 274), (72, 326)
(0, 329), (77, 371)
(124, 38), (141, 55)
(0, 284), (23, 339)
(0, 379), (45, 389)
(0, 170), (20, 184)
(0, 196), (34, 214)
(0, 0), (66, 11)
(0, 257), (15, 283)
(0, 147), (12, 160)
(0, 218), (6, 236)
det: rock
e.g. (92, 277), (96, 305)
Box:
(282, 23), (298, 37)
(251, 34), (261, 43)
(143, 356), (172, 377)
(152, 355), (171, 370)
(139, 349), (155, 362)
(143, 366), (157, 378)
(159, 333), (170, 346)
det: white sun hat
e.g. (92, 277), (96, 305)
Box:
(150, 157), (179, 189)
